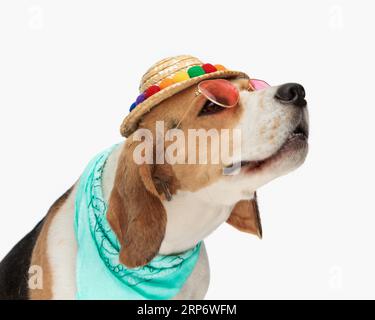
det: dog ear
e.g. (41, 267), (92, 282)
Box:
(226, 192), (262, 238)
(106, 141), (167, 268)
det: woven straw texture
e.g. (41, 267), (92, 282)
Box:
(120, 55), (249, 137)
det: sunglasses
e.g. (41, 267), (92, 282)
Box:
(197, 78), (270, 108)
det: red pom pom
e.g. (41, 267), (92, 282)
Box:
(202, 63), (217, 74)
(144, 85), (161, 98)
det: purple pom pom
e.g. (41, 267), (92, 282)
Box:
(136, 93), (146, 105)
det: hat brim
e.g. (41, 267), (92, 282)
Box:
(120, 70), (249, 137)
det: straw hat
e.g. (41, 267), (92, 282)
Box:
(120, 55), (249, 137)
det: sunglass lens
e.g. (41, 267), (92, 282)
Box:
(249, 79), (270, 90)
(198, 79), (239, 108)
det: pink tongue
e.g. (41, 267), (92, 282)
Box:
(250, 79), (270, 90)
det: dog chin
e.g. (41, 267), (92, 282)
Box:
(241, 133), (308, 175)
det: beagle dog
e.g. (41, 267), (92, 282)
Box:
(0, 78), (309, 300)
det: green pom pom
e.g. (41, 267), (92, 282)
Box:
(188, 66), (205, 78)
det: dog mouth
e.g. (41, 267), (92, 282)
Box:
(290, 122), (309, 139)
(226, 123), (309, 174)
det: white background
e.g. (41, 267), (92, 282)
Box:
(0, 0), (374, 299)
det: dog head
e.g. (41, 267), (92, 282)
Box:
(107, 78), (309, 268)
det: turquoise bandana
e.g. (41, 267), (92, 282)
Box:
(74, 145), (201, 300)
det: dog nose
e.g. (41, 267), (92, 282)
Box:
(275, 83), (306, 107)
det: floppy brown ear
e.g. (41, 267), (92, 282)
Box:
(107, 141), (167, 268)
(226, 192), (262, 239)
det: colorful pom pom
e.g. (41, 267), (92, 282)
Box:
(129, 62), (231, 111)
(202, 63), (217, 74)
(136, 93), (146, 105)
(214, 64), (226, 71)
(188, 65), (205, 78)
(144, 85), (161, 98)
(172, 71), (190, 83)
(129, 102), (137, 112)
(159, 78), (175, 89)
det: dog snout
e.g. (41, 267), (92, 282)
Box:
(275, 83), (306, 107)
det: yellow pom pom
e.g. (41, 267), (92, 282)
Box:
(159, 78), (175, 89)
(172, 71), (190, 83)
(214, 64), (226, 71)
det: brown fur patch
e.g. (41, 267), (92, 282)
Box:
(227, 194), (262, 238)
(107, 140), (176, 268)
(29, 186), (73, 300)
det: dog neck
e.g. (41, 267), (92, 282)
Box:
(159, 190), (233, 254)
(102, 143), (250, 255)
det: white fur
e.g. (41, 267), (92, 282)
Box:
(160, 192), (233, 255)
(47, 186), (77, 299)
(234, 85), (302, 163)
(159, 184), (254, 255)
(173, 242), (210, 299)
(102, 143), (123, 201)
